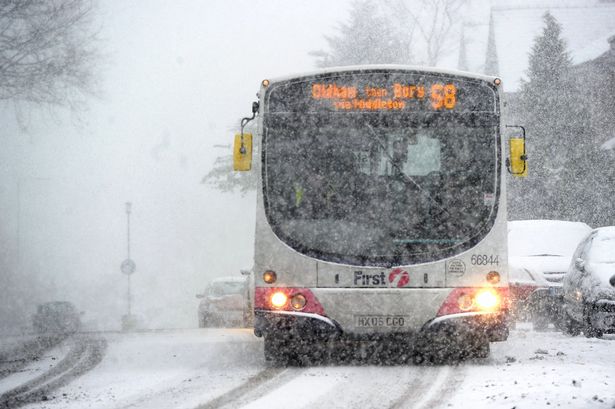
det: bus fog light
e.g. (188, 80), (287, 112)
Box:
(290, 294), (307, 310)
(270, 292), (288, 308)
(486, 271), (500, 284)
(457, 293), (474, 311)
(475, 289), (499, 310)
(263, 270), (277, 284)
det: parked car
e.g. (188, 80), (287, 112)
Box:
(508, 266), (541, 322)
(562, 226), (615, 338)
(508, 220), (592, 329)
(196, 276), (250, 328)
(32, 301), (81, 334)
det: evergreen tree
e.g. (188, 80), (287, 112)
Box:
(310, 0), (413, 67)
(513, 12), (591, 222)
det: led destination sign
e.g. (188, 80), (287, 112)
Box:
(311, 82), (456, 111)
(266, 72), (496, 114)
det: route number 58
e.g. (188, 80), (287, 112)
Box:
(430, 83), (456, 110)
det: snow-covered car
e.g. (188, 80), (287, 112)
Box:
(562, 226), (615, 338)
(196, 276), (250, 328)
(508, 220), (592, 329)
(32, 301), (81, 334)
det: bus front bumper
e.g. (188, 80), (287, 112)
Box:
(254, 310), (341, 339)
(423, 311), (510, 342)
(254, 309), (509, 342)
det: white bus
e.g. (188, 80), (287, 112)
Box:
(233, 66), (527, 364)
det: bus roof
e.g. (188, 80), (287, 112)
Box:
(261, 64), (501, 88)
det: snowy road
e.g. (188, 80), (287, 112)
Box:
(0, 325), (613, 409)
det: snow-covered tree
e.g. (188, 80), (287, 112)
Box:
(512, 12), (592, 222)
(201, 153), (256, 195)
(310, 0), (413, 67)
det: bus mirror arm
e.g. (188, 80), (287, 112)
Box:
(239, 102), (259, 154)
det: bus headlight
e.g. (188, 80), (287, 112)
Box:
(475, 289), (500, 310)
(270, 291), (288, 308)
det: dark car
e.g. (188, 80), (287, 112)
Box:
(32, 301), (81, 334)
(508, 220), (591, 330)
(196, 276), (250, 328)
(562, 226), (615, 338)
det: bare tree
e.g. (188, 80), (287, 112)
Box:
(0, 0), (100, 111)
(388, 0), (466, 66)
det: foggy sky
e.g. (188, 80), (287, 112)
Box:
(0, 0), (352, 331)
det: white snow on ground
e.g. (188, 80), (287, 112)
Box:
(21, 329), (262, 409)
(12, 326), (615, 409)
(449, 323), (615, 409)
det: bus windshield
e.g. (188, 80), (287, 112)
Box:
(263, 114), (499, 266)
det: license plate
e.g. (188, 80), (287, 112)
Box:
(548, 287), (562, 296)
(356, 315), (406, 328)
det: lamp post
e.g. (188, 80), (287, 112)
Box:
(121, 202), (136, 330)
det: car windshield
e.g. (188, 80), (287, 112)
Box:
(209, 282), (244, 296)
(588, 236), (615, 264)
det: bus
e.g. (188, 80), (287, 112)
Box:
(233, 65), (527, 364)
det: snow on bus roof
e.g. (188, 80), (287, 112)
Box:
(261, 65), (500, 87)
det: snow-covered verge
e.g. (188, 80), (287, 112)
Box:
(449, 323), (615, 408)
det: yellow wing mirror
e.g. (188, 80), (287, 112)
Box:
(233, 101), (259, 172)
(506, 125), (527, 178)
(233, 133), (252, 171)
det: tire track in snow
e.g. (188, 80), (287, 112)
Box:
(195, 366), (305, 409)
(0, 335), (107, 408)
(0, 334), (67, 380)
(388, 365), (455, 409)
